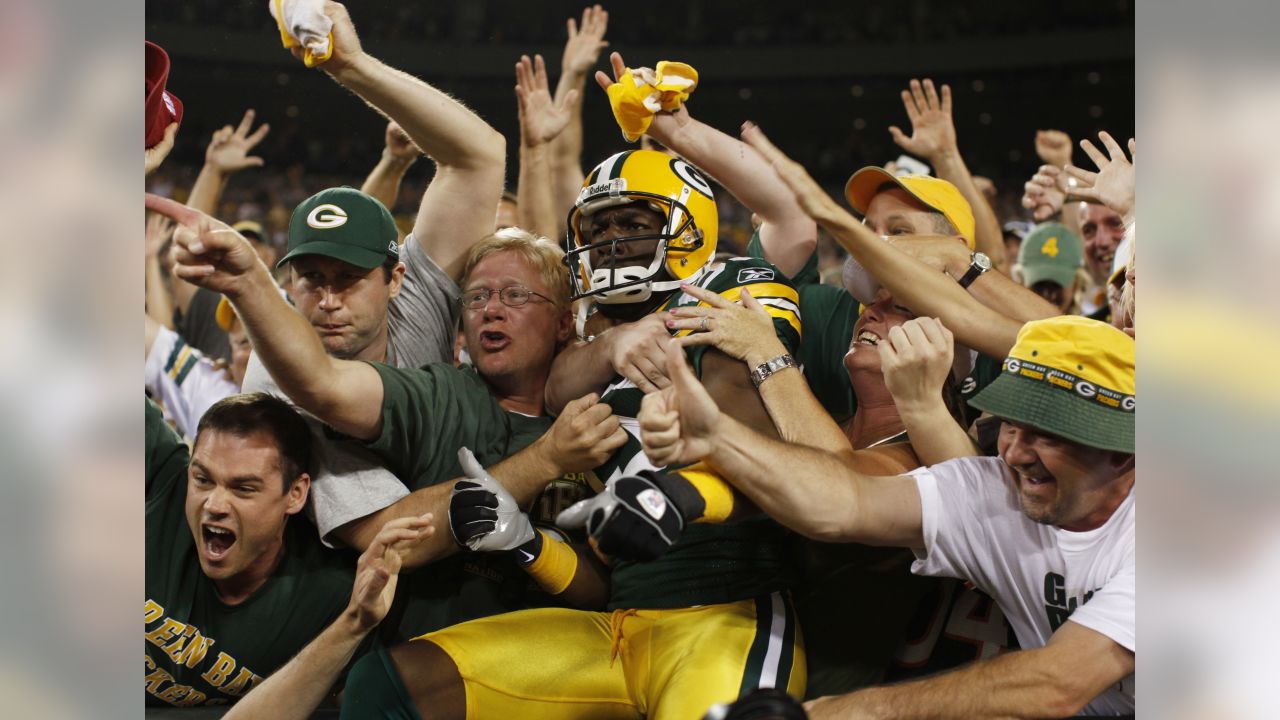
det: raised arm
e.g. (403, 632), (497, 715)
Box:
(223, 516), (433, 720)
(888, 79), (1006, 274)
(301, 1), (505, 280)
(360, 121), (421, 214)
(548, 5), (609, 220)
(742, 124), (1024, 359)
(146, 193), (385, 440)
(514, 54), (578, 240)
(597, 53), (817, 278)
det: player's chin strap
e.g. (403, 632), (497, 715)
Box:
(575, 299), (596, 341)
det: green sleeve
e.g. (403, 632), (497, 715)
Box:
(145, 397), (189, 498)
(364, 363), (550, 490)
(745, 228), (821, 288)
(795, 285), (859, 424)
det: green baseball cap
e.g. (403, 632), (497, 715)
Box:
(1018, 222), (1083, 289)
(277, 187), (399, 270)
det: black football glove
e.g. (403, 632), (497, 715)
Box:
(555, 470), (699, 561)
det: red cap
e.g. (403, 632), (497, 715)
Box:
(145, 41), (183, 148)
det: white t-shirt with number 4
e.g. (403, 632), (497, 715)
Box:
(910, 456), (1135, 716)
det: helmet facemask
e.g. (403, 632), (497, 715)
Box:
(564, 192), (704, 304)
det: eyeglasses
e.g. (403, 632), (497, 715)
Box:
(461, 285), (555, 310)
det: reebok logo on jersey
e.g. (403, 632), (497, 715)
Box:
(738, 268), (775, 283)
(636, 488), (668, 520)
(307, 204), (349, 229)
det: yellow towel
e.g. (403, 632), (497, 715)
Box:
(606, 61), (699, 142)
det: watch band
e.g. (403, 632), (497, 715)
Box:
(750, 353), (797, 388)
(957, 252), (991, 289)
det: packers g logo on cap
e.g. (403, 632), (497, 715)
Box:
(307, 204), (349, 229)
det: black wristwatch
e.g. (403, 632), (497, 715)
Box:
(956, 252), (992, 289)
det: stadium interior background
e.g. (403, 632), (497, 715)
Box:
(146, 0), (1134, 265)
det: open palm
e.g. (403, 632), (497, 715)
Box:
(889, 79), (957, 161)
(516, 54), (576, 145)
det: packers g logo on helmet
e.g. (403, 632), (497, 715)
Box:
(564, 150), (718, 304)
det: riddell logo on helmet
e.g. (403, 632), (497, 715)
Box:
(307, 204), (349, 229)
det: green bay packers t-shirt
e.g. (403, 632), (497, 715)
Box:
(144, 399), (360, 708)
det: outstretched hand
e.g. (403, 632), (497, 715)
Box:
(516, 54), (578, 146)
(1065, 132), (1135, 219)
(638, 341), (721, 468)
(143, 193), (266, 296)
(348, 514), (433, 632)
(205, 109), (271, 174)
(561, 4), (610, 78)
(888, 78), (958, 162)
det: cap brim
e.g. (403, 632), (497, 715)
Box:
(844, 167), (900, 215)
(276, 240), (387, 270)
(968, 373), (1134, 453)
(1022, 265), (1077, 290)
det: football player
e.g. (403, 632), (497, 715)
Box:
(335, 150), (809, 720)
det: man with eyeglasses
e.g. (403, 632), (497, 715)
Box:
(151, 190), (627, 644)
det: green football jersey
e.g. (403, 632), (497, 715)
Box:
(144, 399), (360, 708)
(362, 363), (584, 641)
(746, 232), (859, 424)
(596, 257), (803, 610)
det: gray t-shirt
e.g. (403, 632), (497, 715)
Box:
(244, 233), (462, 545)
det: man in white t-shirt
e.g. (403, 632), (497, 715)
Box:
(636, 314), (1136, 718)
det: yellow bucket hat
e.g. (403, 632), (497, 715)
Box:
(969, 315), (1135, 452)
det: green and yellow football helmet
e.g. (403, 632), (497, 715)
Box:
(564, 149), (718, 303)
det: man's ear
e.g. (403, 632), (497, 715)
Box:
(285, 473), (311, 516)
(555, 309), (574, 344)
(387, 261), (407, 299)
(1108, 452), (1135, 475)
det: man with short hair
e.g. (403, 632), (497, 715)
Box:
(640, 314), (1136, 717)
(1078, 201), (1129, 317)
(144, 394), (361, 708)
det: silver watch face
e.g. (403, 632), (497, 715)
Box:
(973, 252), (992, 271)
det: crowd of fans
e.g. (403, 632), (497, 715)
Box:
(144, 3), (1136, 718)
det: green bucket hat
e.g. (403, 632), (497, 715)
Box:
(969, 315), (1135, 453)
(278, 187), (399, 270)
(1018, 222), (1083, 289)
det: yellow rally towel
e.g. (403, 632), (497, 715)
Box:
(605, 61), (699, 142)
(270, 0), (334, 68)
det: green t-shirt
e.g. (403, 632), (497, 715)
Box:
(362, 363), (577, 641)
(597, 257), (802, 610)
(144, 399), (359, 708)
(746, 232), (859, 424)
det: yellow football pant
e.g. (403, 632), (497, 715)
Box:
(417, 593), (805, 720)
